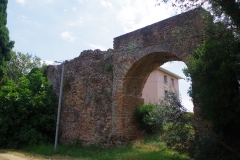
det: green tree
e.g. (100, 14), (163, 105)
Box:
(157, 0), (240, 32)
(5, 51), (45, 83)
(0, 0), (14, 81)
(0, 68), (57, 148)
(183, 21), (240, 159)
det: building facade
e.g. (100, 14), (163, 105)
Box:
(142, 67), (183, 103)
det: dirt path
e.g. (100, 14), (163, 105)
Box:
(0, 152), (75, 160)
(0, 150), (75, 160)
(0, 153), (29, 160)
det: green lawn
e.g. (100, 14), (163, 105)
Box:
(21, 135), (190, 160)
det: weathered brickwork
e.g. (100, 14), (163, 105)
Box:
(47, 8), (209, 146)
(47, 49), (115, 145)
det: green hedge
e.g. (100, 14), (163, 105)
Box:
(0, 68), (57, 148)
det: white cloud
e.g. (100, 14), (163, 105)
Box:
(117, 7), (136, 24)
(16, 0), (54, 5)
(20, 0), (54, 7)
(61, 31), (76, 41)
(78, 0), (89, 3)
(44, 0), (54, 3)
(88, 43), (107, 51)
(100, 0), (113, 8)
(73, 7), (77, 11)
(117, 0), (175, 32)
(18, 15), (30, 23)
(16, 0), (26, 5)
(67, 18), (83, 27)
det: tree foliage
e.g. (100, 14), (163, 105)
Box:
(0, 0), (14, 81)
(4, 51), (46, 83)
(157, 0), (240, 32)
(183, 20), (240, 159)
(0, 68), (57, 148)
(135, 93), (194, 154)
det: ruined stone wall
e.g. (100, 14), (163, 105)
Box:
(47, 49), (116, 146)
(47, 8), (210, 146)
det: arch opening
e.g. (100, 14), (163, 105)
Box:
(115, 52), (186, 140)
(124, 52), (181, 97)
(141, 61), (193, 112)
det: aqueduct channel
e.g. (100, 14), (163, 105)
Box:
(47, 8), (208, 145)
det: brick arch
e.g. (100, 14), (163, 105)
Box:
(112, 51), (183, 139)
(111, 8), (208, 141)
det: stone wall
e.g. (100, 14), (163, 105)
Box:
(47, 49), (117, 146)
(113, 7), (205, 58)
(47, 8), (210, 146)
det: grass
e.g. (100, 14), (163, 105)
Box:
(0, 135), (190, 160)
(18, 134), (190, 160)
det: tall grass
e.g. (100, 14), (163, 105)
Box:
(23, 135), (190, 160)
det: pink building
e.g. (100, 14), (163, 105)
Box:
(142, 67), (183, 103)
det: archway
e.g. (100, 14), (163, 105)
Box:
(112, 52), (184, 139)
(111, 8), (207, 141)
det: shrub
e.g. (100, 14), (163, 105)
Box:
(135, 104), (154, 133)
(161, 123), (194, 154)
(181, 112), (194, 126)
(135, 92), (195, 155)
(0, 68), (57, 148)
(135, 92), (186, 133)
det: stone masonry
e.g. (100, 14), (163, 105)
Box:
(47, 8), (209, 146)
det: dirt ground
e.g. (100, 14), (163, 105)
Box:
(0, 150), (75, 160)
(0, 149), (44, 160)
(0, 153), (30, 160)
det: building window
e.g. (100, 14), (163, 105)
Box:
(165, 90), (168, 98)
(164, 75), (167, 83)
(171, 78), (174, 86)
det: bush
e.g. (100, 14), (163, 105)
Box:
(0, 68), (57, 148)
(161, 123), (194, 154)
(181, 112), (194, 126)
(135, 104), (154, 133)
(135, 93), (195, 155)
(135, 92), (186, 133)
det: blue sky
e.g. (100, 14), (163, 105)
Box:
(6, 0), (193, 111)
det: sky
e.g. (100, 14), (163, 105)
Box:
(6, 0), (193, 112)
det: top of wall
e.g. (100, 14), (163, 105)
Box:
(113, 7), (207, 51)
